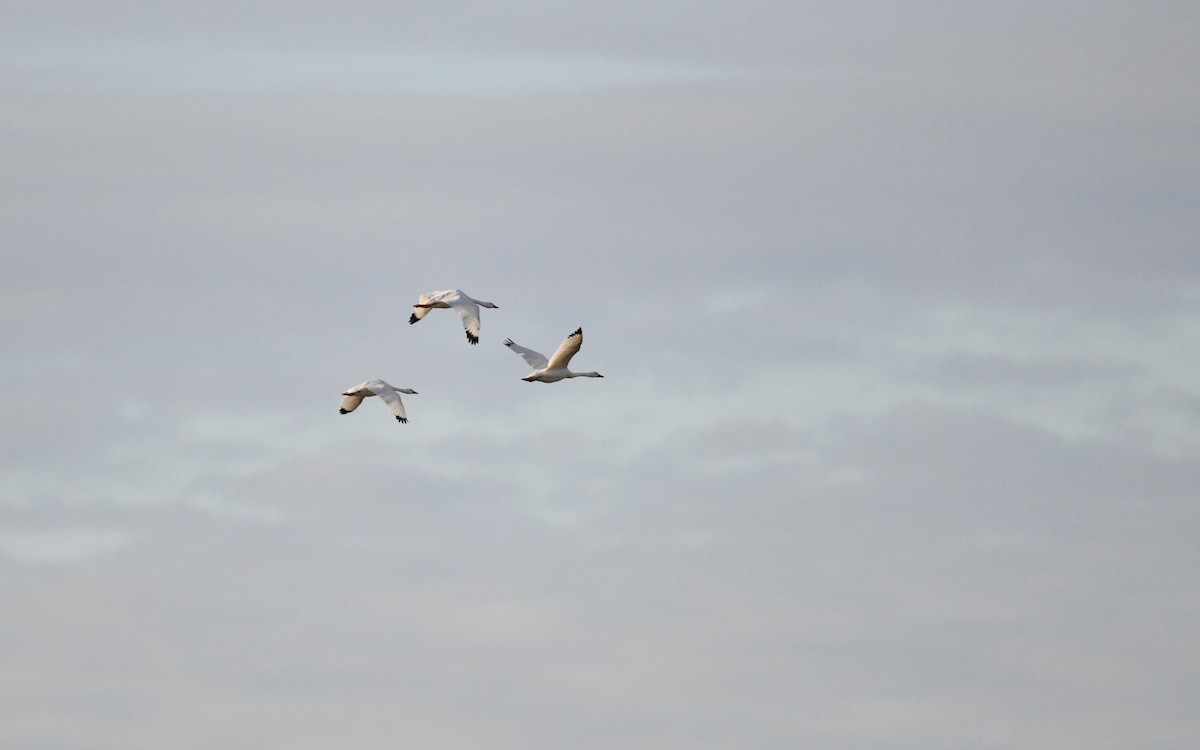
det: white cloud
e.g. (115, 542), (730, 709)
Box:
(0, 528), (133, 565)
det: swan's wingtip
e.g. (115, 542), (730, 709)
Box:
(339, 409), (349, 414)
(466, 332), (479, 345)
(396, 416), (408, 423)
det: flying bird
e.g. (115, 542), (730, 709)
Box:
(504, 327), (604, 383)
(409, 289), (498, 345)
(339, 380), (418, 423)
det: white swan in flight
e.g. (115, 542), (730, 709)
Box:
(409, 289), (498, 345)
(339, 380), (418, 423)
(504, 327), (604, 383)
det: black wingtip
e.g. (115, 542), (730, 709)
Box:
(339, 409), (349, 414)
(572, 327), (583, 335)
(466, 332), (479, 345)
(409, 314), (419, 324)
(503, 338), (513, 346)
(396, 416), (407, 423)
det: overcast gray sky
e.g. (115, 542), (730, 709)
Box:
(3, 2), (1199, 748)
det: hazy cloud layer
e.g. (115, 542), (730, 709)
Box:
(3, 3), (1199, 749)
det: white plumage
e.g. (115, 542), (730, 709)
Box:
(409, 289), (499, 345)
(339, 380), (418, 423)
(504, 327), (604, 383)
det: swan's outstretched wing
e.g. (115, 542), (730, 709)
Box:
(504, 338), (549, 370)
(339, 393), (365, 414)
(546, 328), (584, 371)
(447, 295), (483, 344)
(368, 381), (409, 423)
(409, 292), (436, 324)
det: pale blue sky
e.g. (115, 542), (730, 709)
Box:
(2, 3), (1199, 748)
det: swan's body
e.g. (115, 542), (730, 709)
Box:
(339, 380), (418, 423)
(504, 327), (604, 383)
(409, 289), (498, 345)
